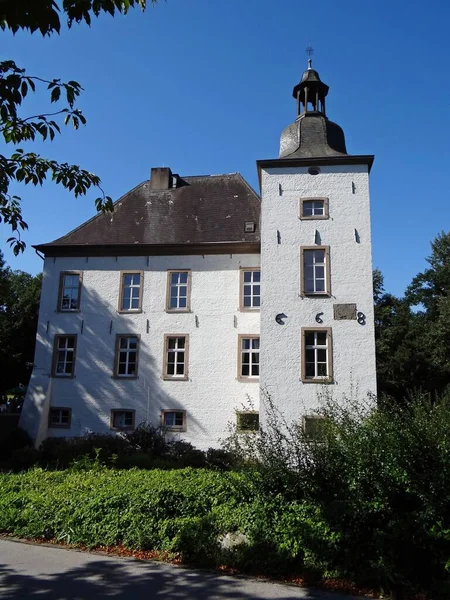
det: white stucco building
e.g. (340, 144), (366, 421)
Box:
(20, 61), (376, 449)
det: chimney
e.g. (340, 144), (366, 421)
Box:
(150, 167), (172, 190)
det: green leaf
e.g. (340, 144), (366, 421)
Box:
(50, 87), (61, 103)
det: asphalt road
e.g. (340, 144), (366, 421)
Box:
(0, 539), (359, 599)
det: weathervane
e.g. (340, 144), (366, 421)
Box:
(305, 46), (314, 68)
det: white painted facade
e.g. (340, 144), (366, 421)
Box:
(20, 63), (377, 449)
(259, 164), (376, 423)
(20, 254), (260, 449)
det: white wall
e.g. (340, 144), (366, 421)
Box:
(259, 164), (376, 424)
(20, 253), (260, 450)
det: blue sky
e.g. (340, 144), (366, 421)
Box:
(2, 0), (449, 296)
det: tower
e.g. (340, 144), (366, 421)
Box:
(258, 60), (376, 426)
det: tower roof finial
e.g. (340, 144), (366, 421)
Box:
(305, 45), (314, 69)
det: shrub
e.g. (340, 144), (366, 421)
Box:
(0, 468), (249, 555)
(3, 395), (450, 597)
(205, 448), (238, 470)
(0, 421), (243, 474)
(6, 446), (41, 472)
(0, 426), (32, 455)
(39, 433), (131, 468)
(122, 423), (167, 456)
(166, 440), (206, 468)
(225, 391), (450, 597)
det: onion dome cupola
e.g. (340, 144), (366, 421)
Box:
(279, 59), (348, 159)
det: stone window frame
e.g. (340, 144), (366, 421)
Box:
(239, 267), (261, 312)
(51, 334), (77, 378)
(300, 246), (331, 297)
(48, 407), (72, 429)
(57, 271), (83, 312)
(237, 334), (260, 382)
(299, 197), (329, 220)
(110, 409), (135, 431)
(163, 334), (190, 381)
(236, 410), (259, 432)
(161, 409), (187, 432)
(301, 327), (333, 383)
(166, 270), (192, 313)
(302, 415), (328, 438)
(118, 271), (144, 313)
(113, 334), (140, 379)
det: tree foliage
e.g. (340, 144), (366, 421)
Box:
(0, 250), (41, 392)
(225, 391), (450, 598)
(375, 231), (450, 400)
(0, 1), (149, 36)
(0, 0), (157, 253)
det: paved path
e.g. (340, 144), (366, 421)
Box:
(0, 539), (358, 599)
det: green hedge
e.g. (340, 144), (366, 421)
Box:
(0, 466), (328, 577)
(3, 394), (450, 598)
(0, 468), (237, 554)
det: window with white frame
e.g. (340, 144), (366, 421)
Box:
(300, 198), (328, 219)
(302, 247), (329, 295)
(58, 272), (81, 311)
(162, 410), (186, 431)
(302, 329), (332, 381)
(111, 409), (135, 430)
(167, 271), (190, 311)
(52, 335), (77, 377)
(115, 335), (139, 377)
(303, 200), (324, 216)
(48, 407), (71, 428)
(120, 272), (142, 311)
(164, 335), (188, 379)
(238, 336), (260, 380)
(240, 269), (261, 310)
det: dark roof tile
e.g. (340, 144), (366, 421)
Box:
(36, 173), (261, 252)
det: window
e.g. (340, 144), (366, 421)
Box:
(301, 246), (330, 296)
(58, 272), (82, 311)
(114, 335), (140, 378)
(110, 409), (135, 430)
(166, 271), (191, 312)
(162, 410), (186, 431)
(163, 335), (189, 380)
(244, 221), (255, 233)
(48, 407), (71, 429)
(238, 335), (260, 380)
(236, 411), (259, 432)
(52, 335), (77, 377)
(119, 271), (143, 312)
(302, 328), (332, 382)
(303, 415), (328, 438)
(240, 269), (261, 310)
(300, 197), (329, 220)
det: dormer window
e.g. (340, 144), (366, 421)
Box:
(245, 221), (255, 233)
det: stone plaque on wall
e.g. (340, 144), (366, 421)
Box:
(333, 303), (357, 320)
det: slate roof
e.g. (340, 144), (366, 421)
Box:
(279, 114), (348, 159)
(35, 173), (261, 255)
